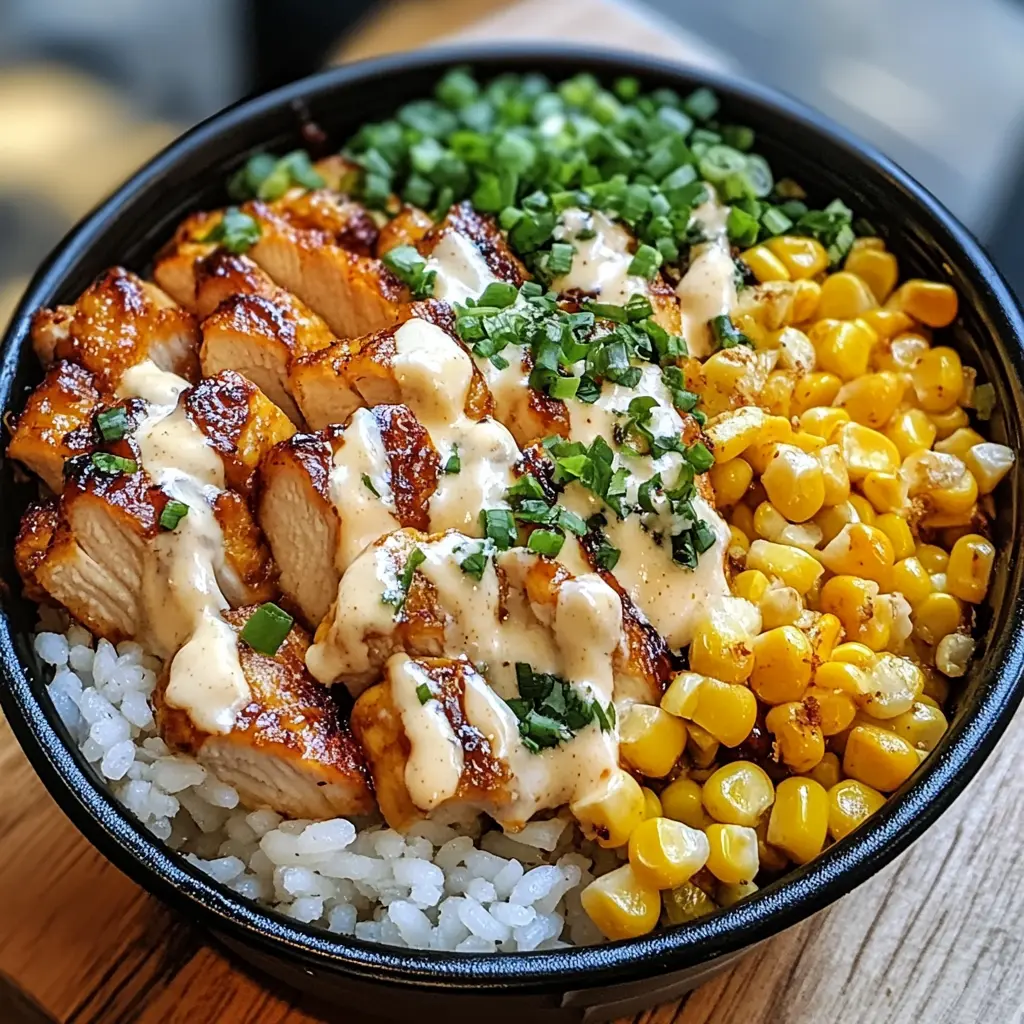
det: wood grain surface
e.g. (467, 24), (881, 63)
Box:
(1, 2), (1022, 1022)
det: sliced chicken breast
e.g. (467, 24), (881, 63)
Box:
(376, 205), (434, 256)
(31, 268), (199, 388)
(14, 500), (59, 604)
(157, 606), (375, 820)
(151, 211), (222, 312)
(6, 360), (102, 492)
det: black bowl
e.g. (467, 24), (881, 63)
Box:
(2, 44), (1023, 1024)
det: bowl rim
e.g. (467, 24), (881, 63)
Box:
(2, 41), (1024, 993)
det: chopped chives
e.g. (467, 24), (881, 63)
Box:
(627, 244), (662, 280)
(201, 207), (261, 254)
(527, 528), (565, 557)
(416, 682), (433, 705)
(480, 508), (517, 550)
(443, 447), (461, 474)
(362, 473), (380, 496)
(90, 452), (138, 475)
(95, 407), (129, 442)
(240, 602), (293, 656)
(159, 500), (189, 531)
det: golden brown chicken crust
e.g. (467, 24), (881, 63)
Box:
(351, 657), (512, 832)
(290, 303), (492, 431)
(158, 607), (375, 820)
(376, 205), (434, 256)
(184, 370), (295, 494)
(372, 404), (440, 531)
(14, 500), (58, 603)
(214, 491), (279, 606)
(6, 360), (102, 492)
(31, 268), (200, 388)
(275, 190), (379, 256)
(151, 211), (222, 312)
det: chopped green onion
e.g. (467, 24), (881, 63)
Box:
(475, 281), (519, 308)
(683, 87), (719, 121)
(457, 541), (492, 580)
(159, 500), (189, 532)
(95, 407), (129, 442)
(443, 447), (461, 474)
(727, 207), (760, 247)
(202, 207), (262, 255)
(709, 314), (753, 350)
(480, 508), (517, 550)
(761, 205), (794, 237)
(685, 442), (715, 473)
(90, 452), (138, 475)
(362, 473), (380, 497)
(627, 244), (662, 280)
(240, 602), (294, 656)
(547, 242), (575, 277)
(548, 375), (580, 400)
(527, 529), (565, 557)
(382, 547), (426, 612)
(382, 245), (436, 299)
(974, 383), (996, 421)
(416, 682), (433, 705)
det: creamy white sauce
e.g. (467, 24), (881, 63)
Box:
(676, 197), (738, 358)
(118, 359), (250, 734)
(552, 208), (650, 306)
(328, 407), (400, 570)
(426, 231), (500, 306)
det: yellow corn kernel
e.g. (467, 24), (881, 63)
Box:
(689, 678), (758, 747)
(916, 543), (949, 573)
(946, 533), (995, 604)
(628, 817), (710, 890)
(928, 404), (969, 440)
(766, 701), (825, 773)
(861, 472), (908, 516)
(902, 450), (978, 515)
(690, 616), (754, 685)
(812, 445), (849, 508)
(820, 523), (895, 587)
(800, 406), (850, 439)
(734, 569), (770, 604)
(754, 817), (790, 873)
(660, 777), (711, 830)
(753, 501), (789, 541)
(889, 701), (948, 752)
(913, 592), (964, 646)
(700, 349), (766, 417)
(661, 671), (703, 719)
(863, 308), (915, 344)
(859, 653), (925, 720)
(852, 236), (886, 252)
(701, 762), (776, 827)
(834, 371), (904, 428)
(813, 500), (859, 545)
(805, 751), (842, 790)
(847, 493), (877, 525)
(746, 539), (824, 594)
(885, 408), (937, 459)
(808, 612), (843, 662)
(791, 371), (843, 415)
(749, 625), (814, 704)
(874, 513), (915, 559)
(663, 881), (717, 924)
(911, 346), (963, 412)
(827, 779), (887, 840)
(620, 704), (689, 778)
(817, 271), (877, 320)
(705, 406), (766, 463)
(934, 427), (986, 460)
(843, 724), (919, 792)
(728, 525), (750, 556)
(731, 503), (756, 541)
(580, 864), (661, 940)
(830, 423), (899, 485)
(759, 584), (803, 629)
(766, 777), (829, 864)
(964, 442), (1015, 494)
(790, 278), (821, 322)
(704, 824), (760, 884)
(689, 723), (722, 769)
(891, 557), (934, 607)
(571, 768), (646, 849)
(761, 370), (795, 417)
(718, 880), (759, 907)
(845, 247), (899, 303)
(761, 444), (826, 522)
(890, 279), (958, 328)
(758, 413), (798, 446)
(642, 787), (663, 820)
(789, 430), (827, 455)
(709, 458), (753, 507)
(741, 245), (791, 283)
(765, 235), (828, 279)
(805, 684), (858, 736)
(820, 576), (891, 650)
(830, 642), (876, 669)
(809, 319), (874, 381)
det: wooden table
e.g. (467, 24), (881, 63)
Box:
(2, 2), (1023, 1021)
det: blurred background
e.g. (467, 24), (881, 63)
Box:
(1, 0), (1023, 328)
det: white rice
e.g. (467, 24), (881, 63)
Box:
(33, 613), (613, 951)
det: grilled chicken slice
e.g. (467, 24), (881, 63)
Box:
(14, 500), (59, 603)
(376, 205), (434, 256)
(157, 607), (374, 821)
(151, 211), (221, 312)
(245, 198), (406, 340)
(289, 304), (492, 431)
(258, 405), (438, 627)
(351, 656), (518, 832)
(31, 268), (199, 388)
(6, 360), (102, 492)
(197, 253), (339, 425)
